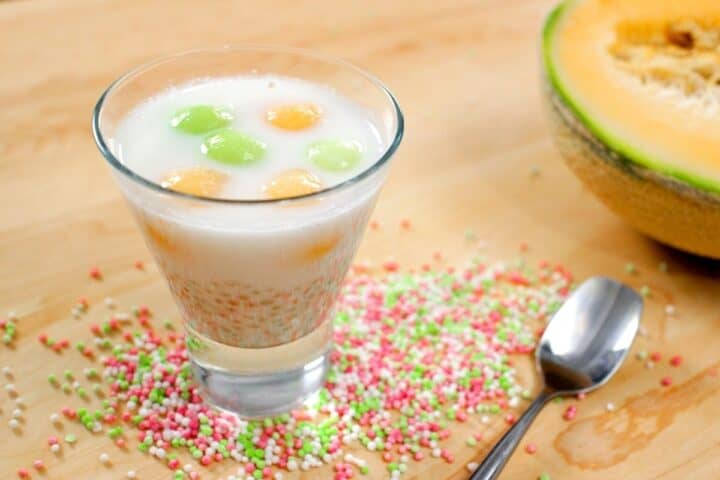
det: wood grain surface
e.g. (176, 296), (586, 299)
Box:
(1, 1), (720, 479)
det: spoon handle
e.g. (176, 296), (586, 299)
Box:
(469, 389), (554, 480)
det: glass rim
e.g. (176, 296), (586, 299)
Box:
(92, 45), (404, 205)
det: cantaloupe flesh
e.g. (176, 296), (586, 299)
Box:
(544, 0), (720, 193)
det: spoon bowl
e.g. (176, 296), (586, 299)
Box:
(470, 276), (642, 480)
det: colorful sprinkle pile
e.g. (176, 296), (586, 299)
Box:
(32, 258), (572, 479)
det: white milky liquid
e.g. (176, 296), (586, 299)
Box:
(112, 75), (385, 200)
(108, 75), (390, 356)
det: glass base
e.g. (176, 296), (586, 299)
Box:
(190, 350), (331, 418)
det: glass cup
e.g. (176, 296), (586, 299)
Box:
(92, 46), (403, 417)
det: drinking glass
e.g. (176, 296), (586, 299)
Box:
(92, 46), (403, 417)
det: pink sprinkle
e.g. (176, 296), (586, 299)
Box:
(413, 451), (424, 461)
(245, 463), (256, 474)
(262, 467), (272, 477)
(17, 468), (30, 479)
(650, 351), (662, 362)
(670, 355), (683, 367)
(525, 443), (537, 454)
(134, 260), (144, 270)
(576, 392), (586, 400)
(200, 455), (212, 466)
(504, 414), (516, 425)
(47, 436), (59, 446)
(38, 333), (48, 344)
(32, 460), (44, 470)
(382, 261), (399, 272)
(382, 452), (392, 462)
(563, 405), (577, 421)
(400, 219), (411, 230)
(661, 376), (673, 387)
(370, 220), (379, 230)
(89, 266), (102, 280)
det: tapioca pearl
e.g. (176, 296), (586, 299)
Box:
(161, 167), (229, 197)
(201, 129), (266, 165)
(307, 139), (363, 171)
(170, 105), (234, 134)
(266, 103), (322, 131)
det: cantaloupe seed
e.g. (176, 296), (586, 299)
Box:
(266, 104), (321, 131)
(609, 19), (720, 103)
(264, 169), (323, 199)
(161, 167), (229, 197)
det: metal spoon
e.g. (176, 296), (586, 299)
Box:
(469, 276), (642, 480)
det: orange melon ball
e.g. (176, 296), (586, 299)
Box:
(264, 169), (323, 199)
(161, 167), (229, 198)
(266, 104), (321, 131)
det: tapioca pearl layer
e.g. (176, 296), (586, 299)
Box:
(165, 249), (353, 348)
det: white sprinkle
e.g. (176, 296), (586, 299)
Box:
(15, 397), (25, 408)
(9, 418), (20, 429)
(99, 453), (110, 464)
(665, 305), (676, 316)
(638, 326), (649, 337)
(5, 383), (17, 395)
(183, 464), (193, 472)
(605, 402), (616, 412)
(287, 460), (298, 471)
(127, 471), (137, 479)
(432, 448), (442, 458)
(12, 408), (22, 419)
(50, 413), (61, 423)
(508, 396), (520, 408)
(1, 366), (12, 378)
(467, 462), (479, 471)
(645, 361), (655, 369)
(300, 461), (310, 471)
(50, 444), (61, 453)
(481, 415), (490, 424)
(7, 311), (18, 321)
(104, 297), (116, 309)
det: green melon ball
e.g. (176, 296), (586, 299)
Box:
(307, 139), (363, 172)
(170, 105), (234, 134)
(201, 129), (266, 165)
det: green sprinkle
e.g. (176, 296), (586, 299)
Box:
(624, 262), (636, 274)
(171, 105), (234, 135)
(64, 434), (77, 444)
(359, 465), (369, 475)
(48, 374), (58, 385)
(63, 369), (74, 380)
(202, 129), (266, 165)
(538, 474), (551, 480)
(466, 437), (477, 447)
(307, 139), (363, 172)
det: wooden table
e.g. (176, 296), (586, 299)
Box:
(2, 1), (719, 478)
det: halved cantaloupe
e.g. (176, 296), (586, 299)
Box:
(542, 0), (720, 258)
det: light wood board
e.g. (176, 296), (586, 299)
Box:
(1, 0), (719, 478)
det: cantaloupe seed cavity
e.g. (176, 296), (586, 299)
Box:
(608, 19), (720, 112)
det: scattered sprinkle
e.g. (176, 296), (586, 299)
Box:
(525, 442), (537, 454)
(640, 285), (651, 297)
(89, 266), (102, 280)
(650, 352), (662, 362)
(665, 305), (675, 316)
(624, 262), (636, 274)
(670, 355), (683, 367)
(605, 402), (616, 412)
(563, 405), (577, 421)
(661, 376), (673, 387)
(99, 453), (110, 464)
